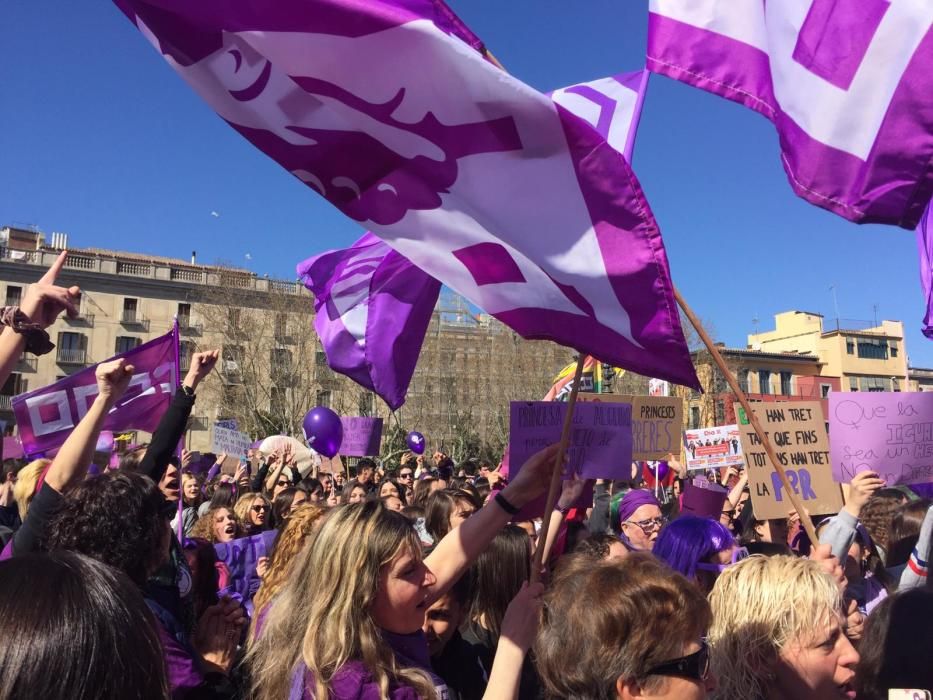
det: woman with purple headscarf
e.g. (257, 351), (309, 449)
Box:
(618, 489), (665, 552)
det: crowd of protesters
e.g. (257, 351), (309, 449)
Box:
(1, 255), (933, 700)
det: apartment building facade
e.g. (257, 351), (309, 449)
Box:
(0, 227), (569, 456)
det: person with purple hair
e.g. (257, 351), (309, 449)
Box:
(618, 489), (665, 552)
(653, 515), (741, 594)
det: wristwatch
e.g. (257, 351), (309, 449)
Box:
(181, 384), (195, 398)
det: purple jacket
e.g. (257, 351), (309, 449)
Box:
(289, 630), (448, 700)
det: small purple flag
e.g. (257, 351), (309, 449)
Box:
(648, 1), (933, 228)
(113, 0), (699, 390)
(919, 204), (933, 339)
(12, 330), (178, 456)
(298, 234), (440, 410)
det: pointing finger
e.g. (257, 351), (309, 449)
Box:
(38, 251), (68, 285)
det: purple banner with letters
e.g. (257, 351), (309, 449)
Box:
(12, 330), (178, 456)
(830, 392), (933, 485)
(339, 416), (383, 457)
(214, 529), (278, 602)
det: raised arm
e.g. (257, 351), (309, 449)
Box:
(0, 252), (80, 387)
(425, 444), (560, 602)
(139, 349), (218, 483)
(44, 359), (135, 493)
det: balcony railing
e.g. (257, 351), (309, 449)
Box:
(16, 356), (37, 372)
(0, 395), (12, 411)
(120, 311), (150, 331)
(65, 306), (95, 326)
(57, 348), (87, 365)
(178, 319), (202, 336)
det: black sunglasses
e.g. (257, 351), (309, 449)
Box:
(644, 639), (710, 682)
(251, 505), (269, 513)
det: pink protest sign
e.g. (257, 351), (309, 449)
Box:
(830, 392), (933, 485)
(339, 417), (383, 457)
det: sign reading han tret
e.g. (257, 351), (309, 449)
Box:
(736, 401), (842, 520)
(577, 393), (682, 461)
(339, 417), (383, 457)
(509, 401), (633, 480)
(683, 425), (744, 471)
(212, 424), (252, 457)
(829, 392), (933, 485)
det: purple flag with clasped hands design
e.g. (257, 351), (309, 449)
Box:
(113, 1), (699, 389)
(298, 234), (440, 410)
(299, 70), (652, 409)
(12, 329), (178, 455)
(648, 0), (933, 229)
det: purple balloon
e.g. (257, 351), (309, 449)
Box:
(303, 406), (344, 458)
(655, 461), (670, 481)
(406, 431), (425, 455)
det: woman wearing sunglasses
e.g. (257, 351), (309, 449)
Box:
(653, 515), (745, 594)
(536, 553), (715, 699)
(234, 493), (273, 536)
(709, 555), (858, 700)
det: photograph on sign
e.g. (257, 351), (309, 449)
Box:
(735, 401), (842, 520)
(683, 425), (744, 471)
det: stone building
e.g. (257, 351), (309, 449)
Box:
(0, 226), (570, 458)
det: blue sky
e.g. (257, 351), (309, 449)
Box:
(2, 1), (929, 367)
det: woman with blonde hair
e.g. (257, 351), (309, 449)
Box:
(247, 444), (559, 700)
(234, 492), (273, 536)
(708, 555), (859, 700)
(252, 502), (327, 618)
(12, 458), (51, 522)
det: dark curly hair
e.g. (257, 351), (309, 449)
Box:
(44, 472), (169, 587)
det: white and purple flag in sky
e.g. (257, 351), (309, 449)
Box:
(299, 70), (654, 410)
(918, 205), (933, 339)
(114, 0), (699, 389)
(648, 0), (933, 229)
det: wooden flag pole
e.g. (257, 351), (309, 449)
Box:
(674, 287), (819, 544)
(530, 354), (586, 584)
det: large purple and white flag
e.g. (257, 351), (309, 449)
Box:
(648, 1), (933, 229)
(918, 204), (933, 339)
(114, 1), (698, 388)
(300, 70), (651, 409)
(298, 233), (440, 410)
(12, 330), (178, 455)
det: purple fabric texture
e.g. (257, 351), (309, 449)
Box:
(648, 3), (933, 228)
(298, 233), (441, 410)
(12, 330), (178, 456)
(115, 0), (699, 389)
(917, 204), (933, 339)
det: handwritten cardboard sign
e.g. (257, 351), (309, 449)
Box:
(509, 401), (633, 481)
(829, 392), (933, 485)
(212, 424), (252, 457)
(577, 393), (682, 460)
(683, 425), (745, 471)
(339, 417), (383, 457)
(735, 401), (842, 520)
(214, 529), (278, 603)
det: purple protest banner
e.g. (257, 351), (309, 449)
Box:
(214, 529), (278, 604)
(12, 329), (178, 456)
(2, 437), (24, 461)
(830, 392), (933, 485)
(509, 401), (633, 481)
(339, 417), (383, 457)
